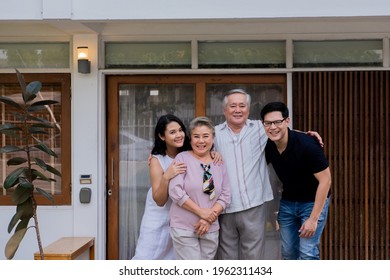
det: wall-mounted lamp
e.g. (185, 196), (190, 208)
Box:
(77, 46), (91, 74)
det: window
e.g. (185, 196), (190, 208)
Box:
(293, 40), (383, 67)
(0, 43), (70, 69)
(198, 41), (286, 68)
(105, 42), (192, 69)
(0, 73), (71, 205)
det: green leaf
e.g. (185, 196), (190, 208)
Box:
(34, 143), (58, 158)
(16, 69), (27, 98)
(8, 210), (24, 233)
(15, 218), (30, 232)
(0, 129), (22, 139)
(12, 185), (32, 204)
(11, 112), (28, 122)
(46, 165), (62, 177)
(30, 100), (58, 107)
(27, 99), (59, 113)
(0, 123), (22, 132)
(17, 198), (34, 219)
(27, 115), (50, 123)
(31, 123), (55, 129)
(31, 169), (51, 181)
(34, 157), (47, 170)
(7, 200), (33, 233)
(29, 172), (38, 182)
(7, 157), (27, 166)
(5, 227), (28, 259)
(34, 158), (61, 177)
(29, 127), (49, 135)
(27, 105), (46, 113)
(0, 145), (24, 153)
(26, 80), (42, 94)
(18, 177), (34, 189)
(25, 81), (42, 102)
(0, 96), (23, 110)
(3, 167), (26, 189)
(36, 187), (54, 202)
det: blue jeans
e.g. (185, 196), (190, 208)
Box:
(277, 197), (330, 260)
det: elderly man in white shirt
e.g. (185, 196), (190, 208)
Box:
(214, 89), (273, 260)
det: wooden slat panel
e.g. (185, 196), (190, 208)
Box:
(385, 73), (388, 260)
(293, 71), (390, 260)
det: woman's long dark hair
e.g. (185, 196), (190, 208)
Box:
(151, 114), (191, 156)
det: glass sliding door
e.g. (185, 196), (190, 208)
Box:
(106, 74), (286, 259)
(117, 84), (195, 259)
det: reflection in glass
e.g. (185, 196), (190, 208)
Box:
(199, 41), (285, 69)
(293, 40), (383, 67)
(118, 84), (195, 259)
(105, 42), (191, 69)
(0, 43), (69, 69)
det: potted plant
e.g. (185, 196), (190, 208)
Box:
(0, 69), (61, 260)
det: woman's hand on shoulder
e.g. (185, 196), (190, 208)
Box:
(164, 160), (187, 180)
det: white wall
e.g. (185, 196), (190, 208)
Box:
(1, 0), (390, 20)
(71, 34), (104, 259)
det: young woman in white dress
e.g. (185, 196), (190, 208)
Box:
(132, 114), (190, 260)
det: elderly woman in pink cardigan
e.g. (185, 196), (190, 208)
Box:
(169, 116), (231, 260)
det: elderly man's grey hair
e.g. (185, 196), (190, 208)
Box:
(222, 89), (251, 108)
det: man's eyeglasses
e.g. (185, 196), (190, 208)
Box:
(263, 118), (286, 127)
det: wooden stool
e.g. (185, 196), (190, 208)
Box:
(34, 237), (95, 260)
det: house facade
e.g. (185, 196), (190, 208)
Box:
(1, 0), (389, 260)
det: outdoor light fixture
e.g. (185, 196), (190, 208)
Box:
(77, 46), (91, 74)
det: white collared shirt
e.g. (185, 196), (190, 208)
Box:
(214, 119), (274, 213)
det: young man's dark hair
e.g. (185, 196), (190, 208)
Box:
(260, 101), (289, 121)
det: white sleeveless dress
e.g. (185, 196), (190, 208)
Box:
(132, 154), (174, 260)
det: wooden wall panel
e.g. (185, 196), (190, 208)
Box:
(293, 71), (390, 260)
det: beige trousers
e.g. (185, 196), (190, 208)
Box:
(170, 227), (219, 260)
